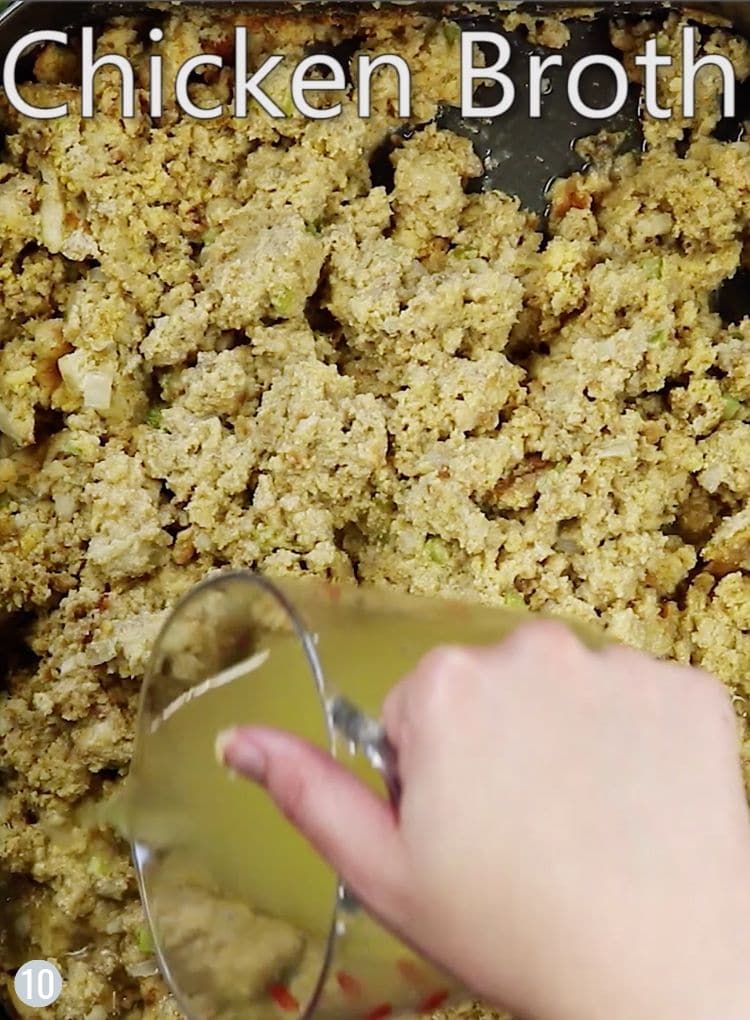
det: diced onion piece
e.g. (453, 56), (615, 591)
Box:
(59, 654), (81, 676)
(598, 438), (633, 459)
(126, 959), (159, 979)
(0, 402), (25, 444)
(58, 349), (88, 393)
(83, 371), (113, 411)
(85, 638), (117, 666)
(700, 464), (724, 493)
(40, 183), (64, 253)
(85, 1006), (108, 1020)
(5, 366), (35, 390)
(52, 491), (76, 522)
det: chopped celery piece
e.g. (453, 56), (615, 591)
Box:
(87, 855), (109, 877)
(655, 33), (670, 55)
(722, 394), (745, 421)
(145, 407), (163, 428)
(453, 245), (479, 260)
(442, 21), (461, 46)
(136, 926), (154, 954)
(643, 256), (663, 280)
(425, 536), (449, 565)
(279, 92), (295, 117)
(270, 287), (297, 318)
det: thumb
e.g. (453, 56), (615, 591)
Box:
(217, 726), (409, 923)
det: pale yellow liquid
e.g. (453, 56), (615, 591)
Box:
(132, 631), (335, 928)
(128, 592), (533, 927)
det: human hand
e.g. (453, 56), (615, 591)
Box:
(219, 620), (750, 1020)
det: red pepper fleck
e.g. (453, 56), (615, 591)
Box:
(268, 984), (299, 1012)
(419, 990), (450, 1013)
(397, 959), (425, 986)
(336, 971), (362, 998)
(363, 1003), (392, 1020)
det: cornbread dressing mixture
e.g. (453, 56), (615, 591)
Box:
(1, 5), (750, 1019)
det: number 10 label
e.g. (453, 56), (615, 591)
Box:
(14, 960), (63, 1008)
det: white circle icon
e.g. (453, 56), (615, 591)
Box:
(14, 961), (63, 1008)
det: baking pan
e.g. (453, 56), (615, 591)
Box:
(0, 1), (749, 1018)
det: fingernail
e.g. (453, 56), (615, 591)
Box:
(215, 727), (267, 782)
(214, 728), (236, 767)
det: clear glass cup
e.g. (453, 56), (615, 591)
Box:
(125, 571), (594, 1020)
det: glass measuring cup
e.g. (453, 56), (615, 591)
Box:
(127, 571), (581, 1020)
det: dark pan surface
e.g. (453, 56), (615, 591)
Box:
(0, 2), (749, 1017)
(429, 14), (645, 215)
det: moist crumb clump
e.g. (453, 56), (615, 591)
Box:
(1, 6), (750, 1020)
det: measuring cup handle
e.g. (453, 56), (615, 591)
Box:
(328, 695), (402, 808)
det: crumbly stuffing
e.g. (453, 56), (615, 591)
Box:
(1, 5), (750, 1020)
